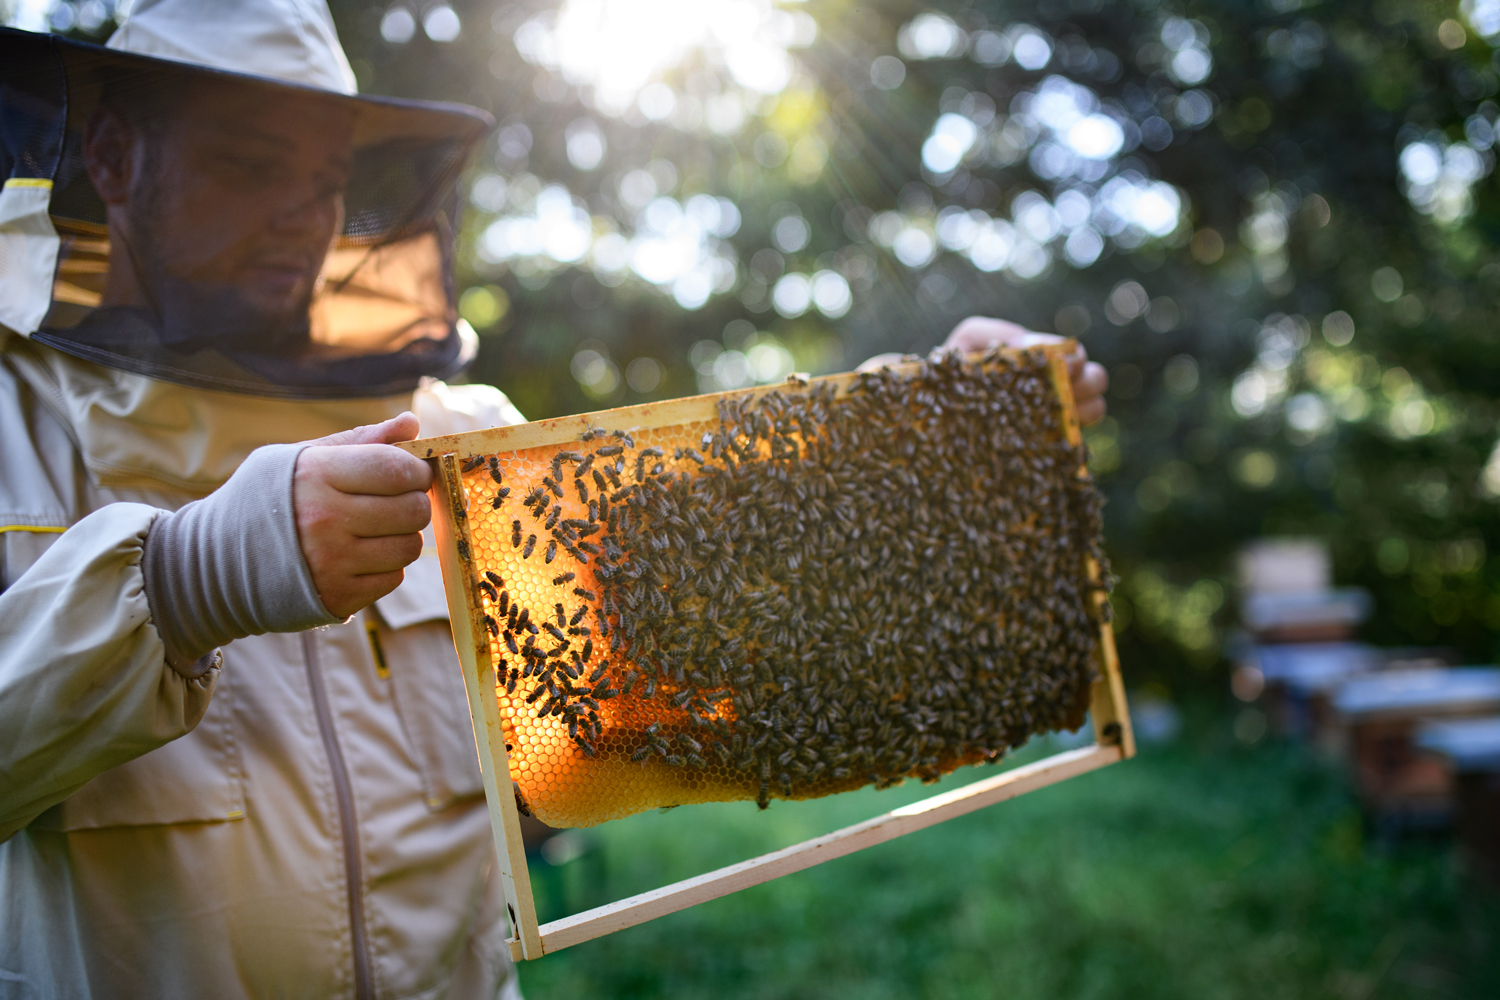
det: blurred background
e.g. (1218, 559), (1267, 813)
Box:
(10, 0), (1500, 994)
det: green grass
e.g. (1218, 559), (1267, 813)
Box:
(515, 714), (1500, 999)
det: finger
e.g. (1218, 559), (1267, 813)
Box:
(1074, 361), (1108, 403)
(944, 316), (1039, 352)
(320, 569), (406, 619)
(305, 412), (421, 448)
(301, 443), (434, 497)
(1074, 363), (1109, 427)
(308, 532), (425, 581)
(856, 352), (910, 373)
(340, 533), (427, 576)
(300, 489), (432, 540)
(1077, 397), (1107, 427)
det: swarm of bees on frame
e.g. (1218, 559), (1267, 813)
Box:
(457, 349), (1111, 827)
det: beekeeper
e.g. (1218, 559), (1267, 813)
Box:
(0, 2), (524, 997)
(0, 1), (1105, 997)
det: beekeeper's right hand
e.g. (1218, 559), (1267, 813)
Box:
(294, 413), (433, 618)
(140, 413), (432, 672)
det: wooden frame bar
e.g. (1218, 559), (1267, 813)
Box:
(405, 344), (1133, 960)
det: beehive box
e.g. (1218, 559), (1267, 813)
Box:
(400, 343), (1132, 959)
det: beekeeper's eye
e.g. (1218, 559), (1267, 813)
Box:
(312, 159), (353, 201)
(212, 153), (283, 185)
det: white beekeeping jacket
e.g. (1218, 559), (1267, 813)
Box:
(0, 1), (528, 996)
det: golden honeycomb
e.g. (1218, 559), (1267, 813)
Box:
(463, 420), (764, 828)
(453, 352), (1107, 828)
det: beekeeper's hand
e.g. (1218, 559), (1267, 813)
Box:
(295, 413), (433, 619)
(859, 317), (1109, 426)
(141, 413), (432, 671)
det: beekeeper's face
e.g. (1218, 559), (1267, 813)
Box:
(86, 82), (356, 336)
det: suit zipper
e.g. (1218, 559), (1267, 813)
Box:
(302, 631), (376, 1000)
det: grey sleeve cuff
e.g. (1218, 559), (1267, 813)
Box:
(141, 443), (342, 673)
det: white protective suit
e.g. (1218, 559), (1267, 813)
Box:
(0, 1), (526, 997)
(0, 335), (525, 1000)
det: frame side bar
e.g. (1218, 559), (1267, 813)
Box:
(1045, 355), (1135, 760)
(429, 455), (544, 958)
(522, 743), (1120, 959)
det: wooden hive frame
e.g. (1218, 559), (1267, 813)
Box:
(397, 342), (1133, 961)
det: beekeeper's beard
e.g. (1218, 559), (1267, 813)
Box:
(125, 178), (319, 359)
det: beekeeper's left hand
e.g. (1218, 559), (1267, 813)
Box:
(859, 317), (1109, 426)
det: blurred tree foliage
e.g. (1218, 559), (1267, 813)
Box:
(39, 0), (1500, 694)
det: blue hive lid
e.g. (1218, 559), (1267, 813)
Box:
(1416, 716), (1500, 771)
(1333, 667), (1500, 721)
(1254, 642), (1381, 693)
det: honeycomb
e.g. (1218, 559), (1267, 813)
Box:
(455, 350), (1109, 828)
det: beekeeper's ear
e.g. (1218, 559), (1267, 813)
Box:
(83, 107), (141, 206)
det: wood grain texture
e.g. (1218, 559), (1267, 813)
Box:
(395, 343), (1077, 460)
(1046, 352), (1135, 761)
(430, 456), (544, 957)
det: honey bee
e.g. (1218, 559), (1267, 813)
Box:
(480, 353), (1106, 807)
(461, 454), (485, 473)
(522, 534), (536, 558)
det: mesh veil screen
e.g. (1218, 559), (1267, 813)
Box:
(449, 352), (1111, 829)
(0, 28), (490, 398)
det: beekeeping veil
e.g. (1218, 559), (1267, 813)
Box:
(0, 0), (491, 399)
